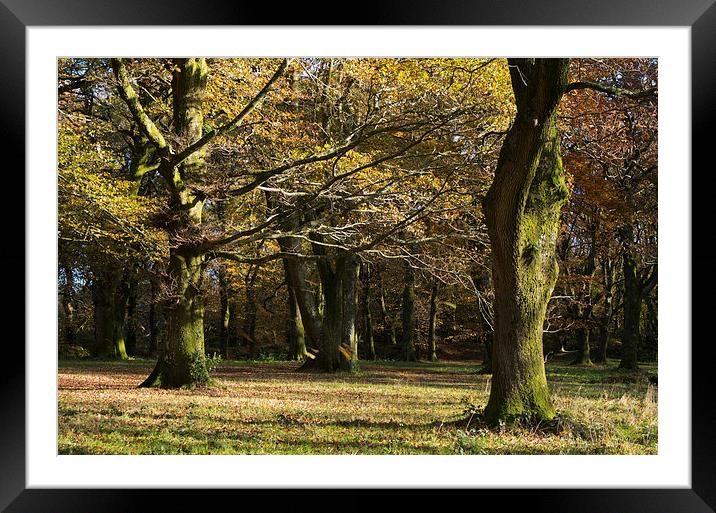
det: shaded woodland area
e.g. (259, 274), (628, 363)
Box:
(58, 57), (657, 448)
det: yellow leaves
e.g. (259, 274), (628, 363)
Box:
(58, 121), (166, 262)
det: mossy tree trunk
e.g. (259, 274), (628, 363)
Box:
(286, 279), (307, 360)
(427, 280), (441, 362)
(143, 250), (207, 387)
(113, 58), (289, 385)
(139, 58), (209, 388)
(481, 58), (570, 425)
(401, 260), (417, 362)
(92, 267), (129, 360)
(282, 250), (322, 353)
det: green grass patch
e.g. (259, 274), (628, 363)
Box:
(58, 358), (657, 455)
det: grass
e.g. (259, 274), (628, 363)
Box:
(58, 357), (657, 455)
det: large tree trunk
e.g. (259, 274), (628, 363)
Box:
(143, 250), (206, 387)
(277, 227), (322, 353)
(141, 58), (209, 388)
(312, 256), (354, 372)
(401, 260), (417, 362)
(481, 59), (570, 425)
(619, 253), (641, 371)
(298, 235), (359, 373)
(427, 280), (441, 362)
(572, 328), (592, 365)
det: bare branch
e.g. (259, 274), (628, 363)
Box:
(564, 81), (657, 100)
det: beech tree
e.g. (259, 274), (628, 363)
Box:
(481, 58), (571, 424)
(58, 57), (656, 398)
(481, 58), (657, 424)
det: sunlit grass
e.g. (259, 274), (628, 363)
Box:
(58, 358), (657, 455)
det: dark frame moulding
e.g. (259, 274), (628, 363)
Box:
(2, 1), (713, 511)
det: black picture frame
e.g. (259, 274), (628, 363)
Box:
(2, 1), (713, 511)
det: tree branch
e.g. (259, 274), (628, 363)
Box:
(171, 58), (290, 168)
(111, 59), (170, 157)
(564, 81), (657, 100)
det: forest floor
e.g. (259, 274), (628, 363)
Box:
(58, 357), (657, 455)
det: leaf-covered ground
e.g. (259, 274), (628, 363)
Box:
(58, 358), (657, 455)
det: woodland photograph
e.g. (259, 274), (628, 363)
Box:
(57, 57), (658, 455)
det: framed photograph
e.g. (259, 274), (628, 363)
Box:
(3, 0), (714, 511)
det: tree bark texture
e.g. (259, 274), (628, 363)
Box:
(142, 58), (209, 387)
(481, 58), (570, 424)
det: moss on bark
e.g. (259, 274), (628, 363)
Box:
(481, 59), (570, 425)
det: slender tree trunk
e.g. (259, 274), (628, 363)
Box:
(594, 258), (615, 364)
(401, 260), (417, 362)
(620, 253), (641, 370)
(243, 273), (258, 359)
(218, 266), (230, 359)
(481, 337), (493, 374)
(93, 268), (129, 359)
(92, 274), (110, 355)
(427, 280), (441, 362)
(286, 280), (306, 360)
(112, 278), (130, 359)
(125, 272), (138, 356)
(361, 263), (376, 360)
(280, 238), (322, 351)
(473, 270), (494, 373)
(378, 274), (397, 345)
(148, 278), (159, 355)
(571, 219), (598, 366)
(61, 264), (75, 345)
(481, 59), (570, 424)
(342, 255), (360, 371)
